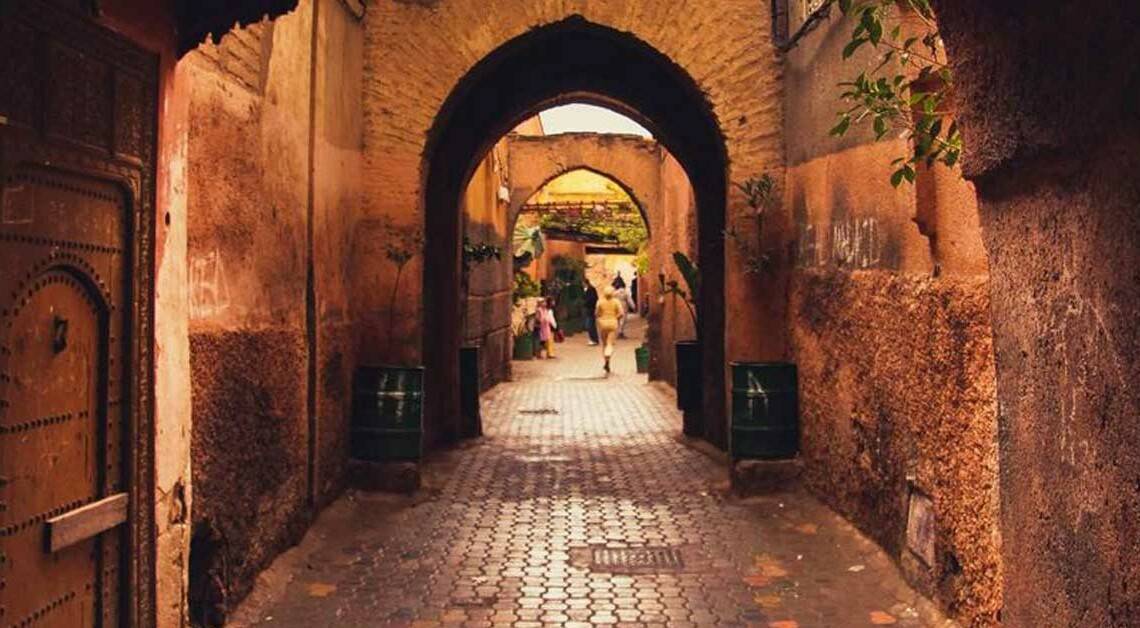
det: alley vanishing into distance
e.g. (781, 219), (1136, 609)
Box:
(230, 322), (950, 628)
(2, 1), (1138, 627)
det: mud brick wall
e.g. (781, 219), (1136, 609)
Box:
(182, 0), (362, 620)
(932, 1), (1140, 625)
(781, 7), (1001, 625)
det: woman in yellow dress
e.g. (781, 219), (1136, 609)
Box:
(594, 286), (625, 373)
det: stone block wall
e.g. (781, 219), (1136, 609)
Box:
(462, 140), (513, 389)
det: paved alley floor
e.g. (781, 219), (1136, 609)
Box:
(232, 318), (952, 628)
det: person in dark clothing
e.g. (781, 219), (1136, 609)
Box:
(630, 274), (639, 310)
(583, 280), (600, 345)
(611, 271), (626, 290)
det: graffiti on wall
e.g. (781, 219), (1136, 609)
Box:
(796, 216), (883, 269)
(190, 250), (231, 319)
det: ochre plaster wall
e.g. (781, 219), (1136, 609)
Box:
(647, 153), (698, 388)
(781, 8), (1000, 625)
(932, 1), (1140, 625)
(181, 0), (362, 619)
(360, 0), (786, 448)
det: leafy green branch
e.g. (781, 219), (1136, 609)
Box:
(830, 0), (962, 186)
(378, 217), (423, 356)
(658, 252), (699, 333)
(462, 237), (502, 272)
(726, 174), (778, 275)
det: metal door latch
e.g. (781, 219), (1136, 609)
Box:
(52, 316), (68, 353)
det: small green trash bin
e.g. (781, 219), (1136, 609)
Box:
(512, 334), (534, 360)
(635, 344), (650, 373)
(730, 362), (798, 460)
(351, 365), (424, 461)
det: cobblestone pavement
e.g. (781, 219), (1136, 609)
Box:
(233, 318), (951, 628)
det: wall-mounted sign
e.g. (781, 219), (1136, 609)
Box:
(906, 488), (937, 566)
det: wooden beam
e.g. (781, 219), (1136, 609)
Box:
(45, 493), (128, 553)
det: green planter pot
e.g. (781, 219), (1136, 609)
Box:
(512, 334), (534, 360)
(730, 362), (799, 460)
(351, 365), (423, 462)
(635, 345), (650, 374)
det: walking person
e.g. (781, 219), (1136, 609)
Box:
(595, 286), (624, 374)
(611, 271), (626, 291)
(536, 297), (558, 359)
(616, 285), (636, 338)
(583, 279), (599, 346)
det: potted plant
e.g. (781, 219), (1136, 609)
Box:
(635, 340), (650, 374)
(511, 310), (537, 360)
(659, 251), (702, 437)
(511, 271), (541, 360)
(724, 173), (800, 460)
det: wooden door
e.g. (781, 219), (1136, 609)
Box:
(0, 1), (158, 626)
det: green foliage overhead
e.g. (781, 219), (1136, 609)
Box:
(512, 271), (541, 304)
(633, 249), (650, 277)
(537, 202), (648, 252)
(830, 0), (962, 186)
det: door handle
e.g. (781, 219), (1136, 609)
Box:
(52, 316), (69, 353)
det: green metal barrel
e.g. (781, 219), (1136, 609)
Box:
(635, 345), (650, 373)
(351, 365), (424, 461)
(730, 362), (798, 459)
(512, 334), (534, 360)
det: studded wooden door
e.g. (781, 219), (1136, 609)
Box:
(0, 1), (159, 627)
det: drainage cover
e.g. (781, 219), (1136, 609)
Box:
(590, 547), (684, 573)
(518, 408), (559, 415)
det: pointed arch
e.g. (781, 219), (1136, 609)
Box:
(421, 16), (729, 448)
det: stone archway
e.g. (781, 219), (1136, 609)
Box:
(417, 17), (733, 448)
(505, 133), (665, 235)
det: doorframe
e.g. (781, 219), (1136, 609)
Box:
(0, 2), (159, 625)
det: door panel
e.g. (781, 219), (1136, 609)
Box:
(0, 167), (127, 627)
(0, 1), (157, 624)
